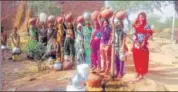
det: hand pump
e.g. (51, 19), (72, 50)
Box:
(111, 10), (120, 78)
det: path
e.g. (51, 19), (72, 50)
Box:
(1, 37), (178, 91)
(124, 37), (178, 91)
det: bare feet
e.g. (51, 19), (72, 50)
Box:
(115, 75), (123, 81)
(100, 69), (105, 73)
(95, 68), (102, 73)
(129, 74), (141, 84)
(91, 67), (96, 71)
(118, 75), (123, 79)
(137, 75), (144, 80)
(136, 73), (140, 78)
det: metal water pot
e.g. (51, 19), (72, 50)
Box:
(12, 47), (21, 54)
(53, 62), (62, 71)
(83, 12), (91, 21)
(1, 45), (7, 50)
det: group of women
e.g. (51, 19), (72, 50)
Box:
(1, 9), (153, 81)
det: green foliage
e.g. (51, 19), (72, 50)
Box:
(26, 40), (46, 60)
(27, 1), (60, 17)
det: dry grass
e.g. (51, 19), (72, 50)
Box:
(155, 28), (172, 39)
(105, 80), (131, 91)
(16, 62), (50, 78)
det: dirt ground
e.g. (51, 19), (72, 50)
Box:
(1, 36), (178, 91)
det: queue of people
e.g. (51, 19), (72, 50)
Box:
(1, 8), (153, 81)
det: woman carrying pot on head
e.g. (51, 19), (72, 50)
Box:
(97, 8), (113, 74)
(10, 27), (21, 61)
(132, 12), (153, 80)
(90, 11), (102, 72)
(44, 22), (58, 60)
(112, 18), (128, 79)
(83, 21), (92, 65)
(38, 22), (47, 46)
(64, 22), (75, 62)
(75, 23), (85, 65)
(56, 17), (65, 62)
(100, 19), (112, 74)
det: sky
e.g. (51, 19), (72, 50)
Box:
(105, 1), (176, 22)
(129, 4), (175, 22)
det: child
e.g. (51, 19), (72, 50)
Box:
(11, 27), (21, 61)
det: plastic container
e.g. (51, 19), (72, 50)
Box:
(72, 73), (85, 88)
(39, 12), (47, 23)
(77, 64), (89, 80)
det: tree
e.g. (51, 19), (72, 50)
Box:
(27, 1), (61, 17)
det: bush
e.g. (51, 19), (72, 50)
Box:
(26, 40), (46, 60)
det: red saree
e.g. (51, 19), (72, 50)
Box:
(132, 12), (153, 75)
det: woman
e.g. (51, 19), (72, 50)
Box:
(38, 23), (47, 46)
(100, 19), (112, 74)
(90, 20), (101, 71)
(11, 27), (21, 61)
(83, 21), (92, 65)
(1, 26), (7, 60)
(113, 19), (128, 79)
(132, 12), (153, 80)
(27, 21), (39, 60)
(45, 23), (57, 59)
(56, 21), (65, 62)
(64, 22), (75, 62)
(75, 23), (85, 65)
(29, 22), (38, 41)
